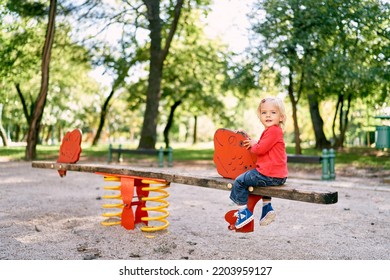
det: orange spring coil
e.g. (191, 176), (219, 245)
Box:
(101, 176), (170, 232)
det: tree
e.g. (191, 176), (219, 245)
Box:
(26, 0), (57, 160)
(325, 0), (389, 148)
(1, 0), (101, 148)
(249, 0), (389, 150)
(92, 53), (135, 146)
(65, 0), (211, 148)
(0, 1), (44, 143)
(307, 92), (330, 148)
(159, 10), (230, 148)
(0, 104), (7, 146)
(138, 0), (185, 149)
(249, 0), (308, 153)
(300, 0), (389, 148)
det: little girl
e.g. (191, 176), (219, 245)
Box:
(230, 97), (288, 228)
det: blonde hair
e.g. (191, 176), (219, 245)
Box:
(257, 97), (286, 127)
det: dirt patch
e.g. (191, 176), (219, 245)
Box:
(1, 161), (389, 260)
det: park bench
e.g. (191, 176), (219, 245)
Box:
(31, 128), (338, 233)
(108, 144), (173, 167)
(287, 149), (336, 180)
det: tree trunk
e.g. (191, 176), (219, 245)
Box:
(0, 126), (7, 146)
(331, 94), (341, 145)
(192, 115), (198, 145)
(25, 0), (57, 160)
(163, 100), (182, 149)
(138, 0), (163, 149)
(337, 93), (352, 148)
(0, 104), (8, 146)
(15, 83), (31, 123)
(44, 125), (51, 143)
(332, 93), (352, 149)
(138, 0), (184, 149)
(287, 71), (302, 154)
(307, 93), (330, 149)
(92, 89), (115, 146)
(15, 124), (21, 142)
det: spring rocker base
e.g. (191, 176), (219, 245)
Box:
(98, 173), (170, 232)
(55, 129), (170, 232)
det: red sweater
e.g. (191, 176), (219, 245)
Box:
(250, 125), (288, 178)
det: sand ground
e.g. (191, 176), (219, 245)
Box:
(1, 160), (389, 260)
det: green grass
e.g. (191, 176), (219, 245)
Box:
(0, 144), (388, 170)
(330, 147), (389, 169)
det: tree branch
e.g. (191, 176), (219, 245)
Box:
(161, 0), (184, 62)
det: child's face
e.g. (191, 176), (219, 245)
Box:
(259, 101), (284, 128)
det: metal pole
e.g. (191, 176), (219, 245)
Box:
(118, 144), (122, 162)
(321, 149), (330, 180)
(329, 148), (336, 180)
(168, 147), (173, 167)
(108, 144), (112, 162)
(158, 147), (164, 167)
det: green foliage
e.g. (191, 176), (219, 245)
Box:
(247, 0), (389, 148)
(161, 9), (230, 122)
(0, 0), (388, 153)
(0, 2), (101, 143)
(6, 0), (47, 18)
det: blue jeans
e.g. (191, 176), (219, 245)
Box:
(230, 169), (287, 205)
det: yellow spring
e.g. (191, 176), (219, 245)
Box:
(101, 176), (122, 226)
(100, 176), (170, 232)
(140, 179), (170, 232)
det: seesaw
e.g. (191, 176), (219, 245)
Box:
(32, 128), (338, 233)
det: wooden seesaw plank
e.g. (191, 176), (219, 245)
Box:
(31, 161), (338, 205)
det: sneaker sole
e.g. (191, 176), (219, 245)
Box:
(235, 215), (254, 229)
(259, 211), (276, 226)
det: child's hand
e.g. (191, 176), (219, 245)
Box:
(243, 139), (256, 150)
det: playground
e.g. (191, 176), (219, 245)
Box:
(0, 0), (389, 267)
(1, 160), (389, 260)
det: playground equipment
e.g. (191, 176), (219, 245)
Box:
(100, 174), (170, 232)
(54, 129), (171, 232)
(32, 128), (338, 233)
